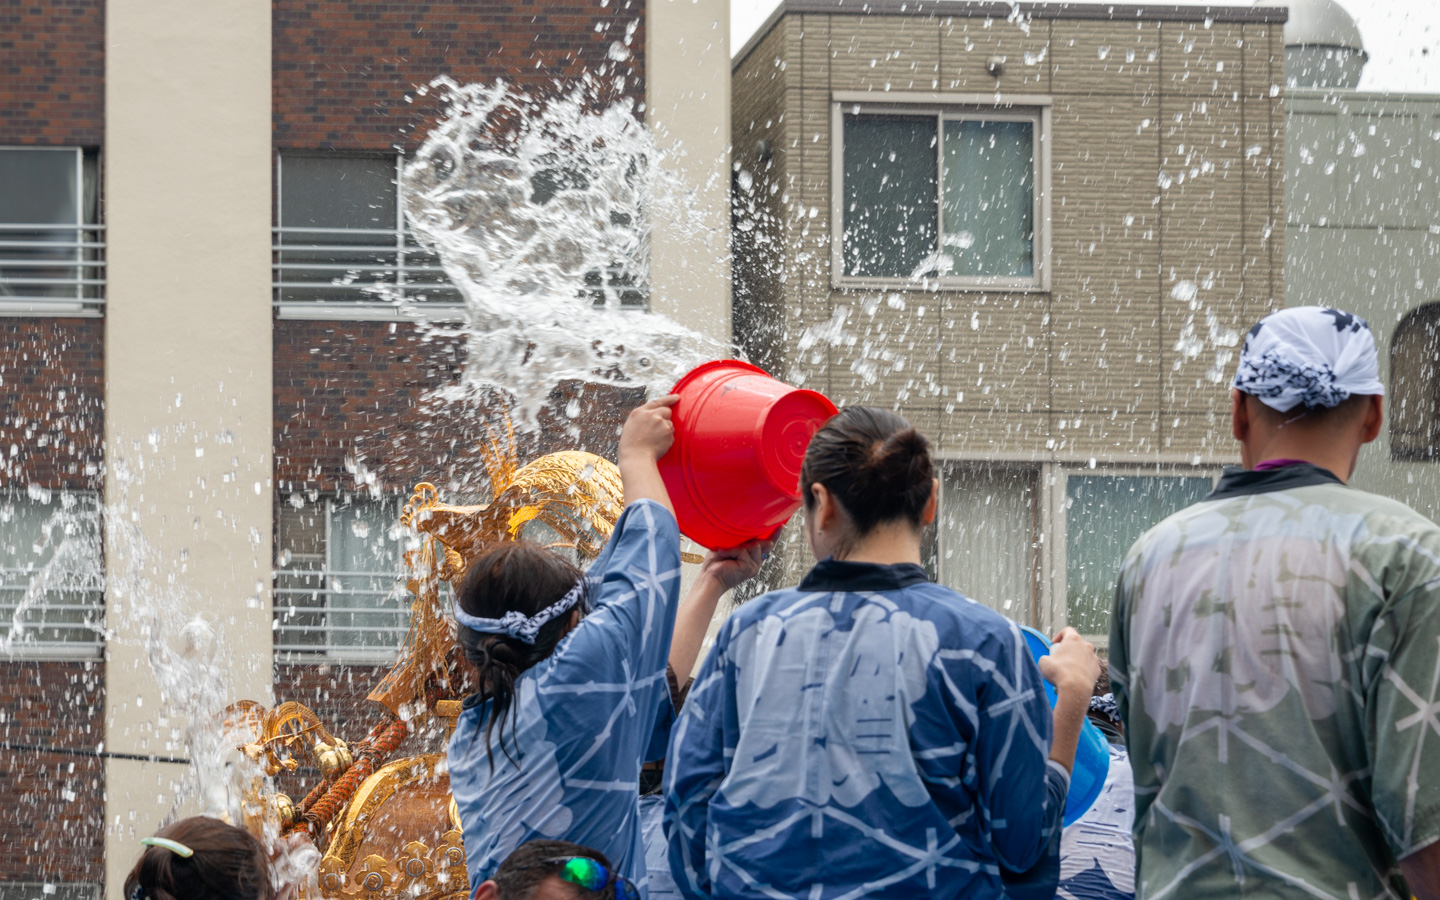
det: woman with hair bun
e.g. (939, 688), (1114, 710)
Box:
(664, 406), (1101, 900)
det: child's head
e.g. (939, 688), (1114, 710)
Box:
(800, 406), (936, 560)
(455, 540), (587, 766)
(124, 816), (273, 900)
(474, 839), (633, 900)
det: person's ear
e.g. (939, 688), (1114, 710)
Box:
(1230, 388), (1248, 443)
(921, 477), (940, 527)
(562, 607), (582, 637)
(810, 483), (837, 534)
(472, 881), (500, 900)
(1360, 394), (1384, 444)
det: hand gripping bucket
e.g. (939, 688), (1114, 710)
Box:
(658, 360), (838, 550)
(1019, 626), (1112, 826)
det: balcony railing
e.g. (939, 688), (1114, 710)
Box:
(273, 566), (410, 660)
(0, 223), (106, 315)
(0, 569), (104, 658)
(272, 225), (461, 309)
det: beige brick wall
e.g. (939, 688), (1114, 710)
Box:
(732, 9), (1286, 465)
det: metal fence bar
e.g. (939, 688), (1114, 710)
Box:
(271, 225), (459, 306)
(0, 224), (106, 313)
(272, 566), (412, 659)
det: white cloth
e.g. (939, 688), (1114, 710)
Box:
(1232, 306), (1385, 413)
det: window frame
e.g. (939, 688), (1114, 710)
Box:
(0, 145), (105, 317)
(1043, 465), (1221, 645)
(273, 493), (411, 664)
(932, 461), (1042, 626)
(273, 150), (464, 322)
(0, 488), (105, 660)
(830, 92), (1052, 293)
(1390, 302), (1440, 462)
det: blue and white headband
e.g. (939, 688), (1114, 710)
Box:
(1232, 306), (1385, 413)
(452, 580), (586, 644)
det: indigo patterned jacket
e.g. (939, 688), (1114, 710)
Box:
(448, 499), (682, 897)
(664, 559), (1069, 900)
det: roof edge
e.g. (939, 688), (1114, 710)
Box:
(734, 1), (1289, 72)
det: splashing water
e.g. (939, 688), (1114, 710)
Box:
(403, 78), (727, 426)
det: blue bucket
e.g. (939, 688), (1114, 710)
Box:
(1018, 626), (1111, 826)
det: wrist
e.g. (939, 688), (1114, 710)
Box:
(1052, 674), (1096, 700)
(694, 569), (729, 594)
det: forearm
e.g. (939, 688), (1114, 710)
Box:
(1048, 681), (1091, 773)
(619, 452), (675, 516)
(669, 572), (726, 681)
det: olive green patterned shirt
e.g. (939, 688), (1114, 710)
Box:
(1109, 464), (1440, 900)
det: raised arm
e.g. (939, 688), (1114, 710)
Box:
(619, 394), (679, 515)
(668, 540), (769, 681)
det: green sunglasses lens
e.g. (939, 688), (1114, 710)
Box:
(560, 857), (607, 890)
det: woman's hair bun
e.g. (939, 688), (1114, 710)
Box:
(801, 408), (935, 537)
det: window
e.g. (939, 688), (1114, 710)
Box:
(273, 493), (604, 660)
(936, 465), (1215, 642)
(1392, 303), (1440, 461)
(274, 495), (410, 660)
(0, 147), (104, 314)
(832, 98), (1048, 289)
(1063, 474), (1213, 636)
(274, 153), (458, 310)
(936, 464), (1039, 621)
(0, 490), (104, 658)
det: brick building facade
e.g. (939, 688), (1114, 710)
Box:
(1, 0), (107, 889)
(0, 1), (647, 894)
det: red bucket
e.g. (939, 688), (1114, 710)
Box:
(658, 360), (838, 550)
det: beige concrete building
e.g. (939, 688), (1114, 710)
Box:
(1278, 0), (1440, 523)
(731, 0), (1288, 638)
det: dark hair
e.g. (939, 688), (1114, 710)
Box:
(800, 406), (935, 549)
(123, 816), (273, 900)
(1243, 390), (1372, 429)
(491, 840), (615, 900)
(456, 540), (586, 770)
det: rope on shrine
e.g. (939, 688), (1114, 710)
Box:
(297, 717), (409, 835)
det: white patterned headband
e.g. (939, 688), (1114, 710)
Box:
(1232, 306), (1385, 413)
(452, 579), (586, 644)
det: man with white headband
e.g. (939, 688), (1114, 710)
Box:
(1109, 306), (1440, 900)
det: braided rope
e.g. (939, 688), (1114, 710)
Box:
(298, 718), (410, 834)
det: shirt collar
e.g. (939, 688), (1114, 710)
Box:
(798, 558), (931, 593)
(1205, 462), (1345, 501)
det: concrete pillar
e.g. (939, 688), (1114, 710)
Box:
(103, 1), (273, 895)
(646, 0), (733, 346)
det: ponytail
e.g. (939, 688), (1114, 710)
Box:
(454, 541), (585, 770)
(800, 406), (935, 538)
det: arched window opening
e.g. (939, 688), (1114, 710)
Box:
(1391, 303), (1440, 461)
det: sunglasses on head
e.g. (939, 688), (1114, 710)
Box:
(523, 856), (640, 900)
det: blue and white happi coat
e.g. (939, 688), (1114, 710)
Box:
(664, 559), (1070, 900)
(448, 499), (682, 896)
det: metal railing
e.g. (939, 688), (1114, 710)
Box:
(0, 570), (104, 658)
(272, 225), (461, 306)
(0, 223), (106, 315)
(273, 566), (410, 659)
(272, 225), (649, 310)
